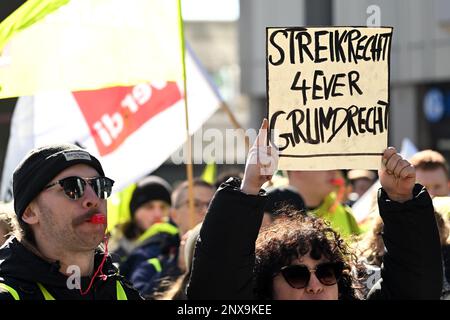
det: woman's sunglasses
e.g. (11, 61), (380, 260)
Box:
(278, 261), (344, 289)
(44, 176), (115, 200)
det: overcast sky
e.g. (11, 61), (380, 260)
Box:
(181, 0), (239, 21)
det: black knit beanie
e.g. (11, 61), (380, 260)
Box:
(129, 175), (172, 218)
(13, 144), (105, 219)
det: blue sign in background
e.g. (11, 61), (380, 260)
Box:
(424, 88), (450, 123)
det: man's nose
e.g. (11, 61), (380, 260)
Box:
(81, 183), (100, 208)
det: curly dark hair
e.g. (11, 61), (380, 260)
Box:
(254, 210), (365, 300)
(359, 215), (384, 267)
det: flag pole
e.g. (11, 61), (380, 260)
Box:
(219, 101), (250, 151)
(177, 0), (196, 232)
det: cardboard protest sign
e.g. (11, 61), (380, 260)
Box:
(267, 27), (393, 170)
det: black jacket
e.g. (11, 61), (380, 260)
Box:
(187, 179), (443, 300)
(0, 237), (143, 300)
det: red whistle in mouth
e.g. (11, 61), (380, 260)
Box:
(330, 178), (345, 186)
(89, 214), (106, 224)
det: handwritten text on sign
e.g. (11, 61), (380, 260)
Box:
(267, 27), (393, 169)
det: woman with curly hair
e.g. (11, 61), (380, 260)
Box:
(254, 211), (364, 300)
(187, 119), (443, 300)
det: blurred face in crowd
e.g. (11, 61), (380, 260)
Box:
(171, 185), (214, 236)
(134, 200), (170, 231)
(290, 170), (338, 199)
(351, 177), (373, 198)
(415, 168), (450, 197)
(23, 164), (107, 252)
(272, 252), (339, 300)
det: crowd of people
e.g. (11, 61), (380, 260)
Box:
(0, 120), (449, 300)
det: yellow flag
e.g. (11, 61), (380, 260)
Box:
(107, 183), (137, 232)
(0, 0), (69, 51)
(201, 162), (217, 185)
(0, 0), (183, 98)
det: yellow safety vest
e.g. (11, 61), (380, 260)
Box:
(0, 281), (128, 300)
(147, 257), (162, 273)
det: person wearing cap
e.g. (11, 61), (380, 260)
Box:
(118, 175), (180, 298)
(346, 169), (377, 206)
(113, 176), (175, 261)
(121, 178), (215, 298)
(124, 178), (215, 298)
(0, 144), (142, 300)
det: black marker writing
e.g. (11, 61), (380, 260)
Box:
(268, 28), (392, 65)
(291, 70), (363, 105)
(270, 100), (389, 151)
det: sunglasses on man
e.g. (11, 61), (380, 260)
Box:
(44, 176), (115, 200)
(277, 261), (344, 289)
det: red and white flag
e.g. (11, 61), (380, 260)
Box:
(0, 47), (221, 201)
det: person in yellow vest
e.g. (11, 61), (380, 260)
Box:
(0, 144), (142, 300)
(111, 176), (175, 264)
(117, 176), (179, 298)
(122, 178), (215, 299)
(287, 170), (360, 237)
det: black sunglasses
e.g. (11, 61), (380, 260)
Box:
(278, 262), (344, 289)
(44, 176), (115, 200)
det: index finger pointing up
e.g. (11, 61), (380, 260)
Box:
(255, 118), (268, 147)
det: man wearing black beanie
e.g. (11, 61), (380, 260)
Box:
(0, 143), (142, 300)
